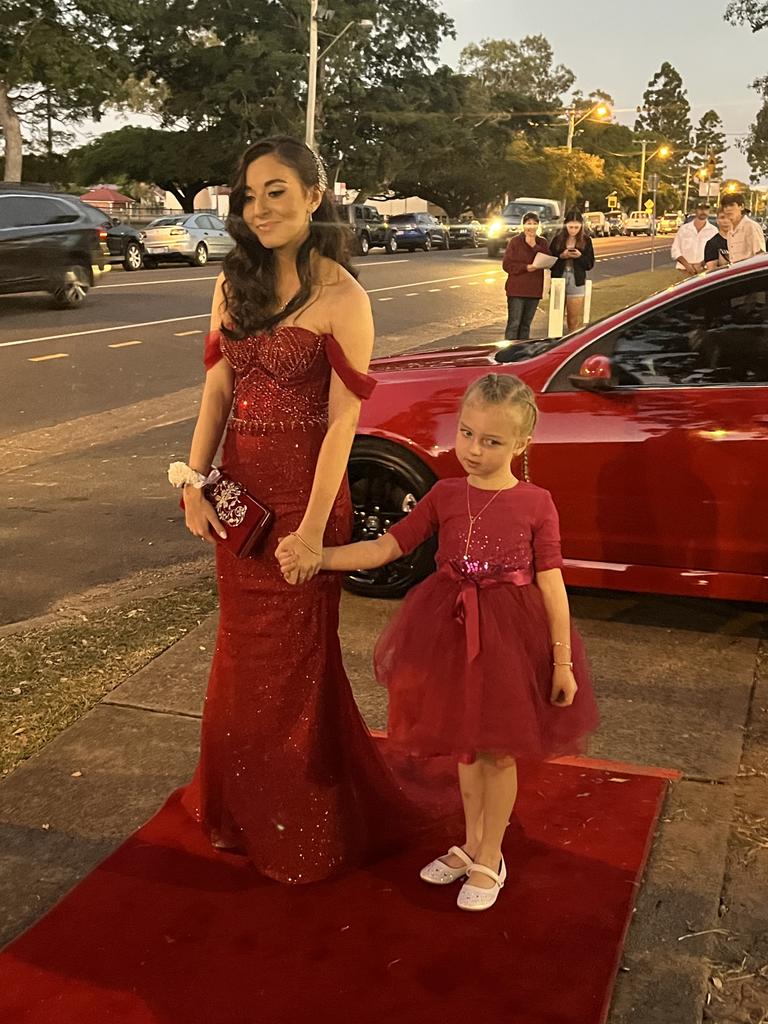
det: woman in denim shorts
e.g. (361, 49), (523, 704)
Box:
(549, 209), (595, 332)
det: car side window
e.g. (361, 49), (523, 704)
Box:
(0, 195), (79, 228)
(610, 275), (768, 386)
(209, 216), (226, 230)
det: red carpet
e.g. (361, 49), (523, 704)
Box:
(0, 755), (674, 1024)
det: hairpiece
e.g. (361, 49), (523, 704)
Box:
(312, 150), (328, 192)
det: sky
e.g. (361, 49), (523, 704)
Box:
(437, 0), (767, 184)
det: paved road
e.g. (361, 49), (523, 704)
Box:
(0, 237), (669, 438)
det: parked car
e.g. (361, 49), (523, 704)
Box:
(345, 254), (768, 602)
(485, 197), (563, 257)
(624, 211), (652, 236)
(335, 202), (398, 256)
(387, 212), (450, 252)
(584, 211), (610, 237)
(0, 183), (110, 308)
(140, 213), (233, 267)
(81, 206), (145, 271)
(606, 211), (626, 236)
(657, 212), (683, 236)
(447, 217), (483, 248)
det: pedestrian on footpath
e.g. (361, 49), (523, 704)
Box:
(670, 202), (718, 277)
(549, 209), (595, 332)
(502, 213), (551, 341)
(171, 135), (428, 882)
(281, 373), (599, 912)
(704, 209), (731, 271)
(721, 192), (766, 264)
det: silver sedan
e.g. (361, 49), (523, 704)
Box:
(140, 213), (234, 267)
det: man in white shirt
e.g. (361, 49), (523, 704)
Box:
(721, 193), (766, 264)
(670, 202), (719, 276)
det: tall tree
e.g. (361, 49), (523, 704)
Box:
(0, 0), (132, 180)
(72, 127), (238, 211)
(741, 77), (768, 180)
(634, 62), (693, 180)
(459, 36), (574, 108)
(692, 110), (728, 176)
(725, 1), (768, 30)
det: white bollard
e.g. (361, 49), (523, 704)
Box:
(583, 279), (593, 325)
(548, 277), (566, 337)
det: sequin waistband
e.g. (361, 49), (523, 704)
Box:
(229, 415), (328, 435)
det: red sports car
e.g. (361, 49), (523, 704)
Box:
(346, 255), (768, 603)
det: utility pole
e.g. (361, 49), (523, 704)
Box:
(305, 0), (319, 151)
(637, 140), (647, 213)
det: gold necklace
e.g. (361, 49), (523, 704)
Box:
(464, 480), (506, 558)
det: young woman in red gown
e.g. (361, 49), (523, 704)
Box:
(177, 137), (423, 883)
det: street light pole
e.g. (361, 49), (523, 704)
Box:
(305, 0), (319, 151)
(637, 140), (647, 213)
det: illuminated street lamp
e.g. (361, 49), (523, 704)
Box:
(637, 142), (671, 212)
(565, 101), (611, 153)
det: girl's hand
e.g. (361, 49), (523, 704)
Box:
(565, 248), (581, 258)
(526, 264), (538, 272)
(183, 486), (227, 545)
(551, 664), (578, 707)
(275, 534), (322, 585)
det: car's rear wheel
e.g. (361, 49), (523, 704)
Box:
(359, 233), (371, 256)
(123, 242), (143, 272)
(440, 232), (450, 250)
(386, 235), (398, 254)
(190, 243), (208, 267)
(487, 243), (500, 257)
(51, 265), (90, 309)
(344, 438), (437, 598)
(422, 235), (432, 252)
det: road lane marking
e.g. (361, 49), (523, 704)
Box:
(102, 275), (218, 289)
(174, 329), (203, 336)
(405, 292), (419, 296)
(378, 296), (394, 302)
(28, 353), (68, 362)
(108, 340), (143, 348)
(449, 284), (461, 288)
(428, 288), (441, 292)
(0, 314), (209, 349)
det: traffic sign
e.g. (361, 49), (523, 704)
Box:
(607, 194), (618, 209)
(699, 180), (720, 198)
(647, 173), (660, 190)
(644, 199), (654, 212)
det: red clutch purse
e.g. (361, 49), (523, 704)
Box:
(180, 473), (274, 558)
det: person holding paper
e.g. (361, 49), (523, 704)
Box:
(502, 213), (552, 341)
(549, 209), (595, 332)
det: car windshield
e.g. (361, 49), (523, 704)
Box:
(502, 202), (550, 219)
(494, 338), (569, 363)
(149, 217), (188, 226)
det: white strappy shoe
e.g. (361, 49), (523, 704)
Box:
(420, 845), (475, 885)
(456, 857), (507, 911)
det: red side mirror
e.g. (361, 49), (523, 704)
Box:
(570, 354), (616, 392)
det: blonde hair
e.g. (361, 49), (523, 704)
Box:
(461, 373), (538, 480)
(462, 373), (538, 434)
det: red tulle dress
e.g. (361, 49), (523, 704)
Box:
(375, 478), (600, 762)
(181, 325), (432, 883)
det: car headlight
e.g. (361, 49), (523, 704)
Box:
(487, 219), (505, 238)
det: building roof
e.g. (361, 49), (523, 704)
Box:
(80, 186), (134, 205)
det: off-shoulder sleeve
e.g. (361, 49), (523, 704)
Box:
(387, 485), (440, 555)
(203, 329), (223, 371)
(324, 334), (377, 399)
(533, 489), (564, 572)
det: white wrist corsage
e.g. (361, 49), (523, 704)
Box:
(168, 462), (221, 489)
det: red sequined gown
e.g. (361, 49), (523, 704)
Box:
(182, 325), (427, 883)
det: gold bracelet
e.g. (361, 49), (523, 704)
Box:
(553, 641), (571, 649)
(290, 531), (322, 557)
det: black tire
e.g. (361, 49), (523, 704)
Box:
(469, 233), (479, 248)
(143, 257), (159, 269)
(344, 438), (437, 599)
(51, 265), (90, 309)
(359, 233), (371, 256)
(441, 232), (450, 250)
(385, 234), (398, 254)
(487, 243), (500, 258)
(190, 243), (208, 267)
(421, 235), (432, 252)
(123, 241), (143, 272)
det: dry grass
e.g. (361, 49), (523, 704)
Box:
(0, 579), (217, 777)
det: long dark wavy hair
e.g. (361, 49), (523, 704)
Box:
(221, 136), (356, 339)
(551, 207), (587, 255)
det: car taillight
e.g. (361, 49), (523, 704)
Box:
(98, 229), (108, 241)
(169, 228), (189, 236)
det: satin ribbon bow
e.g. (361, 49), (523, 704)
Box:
(448, 566), (533, 662)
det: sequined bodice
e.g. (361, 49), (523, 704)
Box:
(220, 326), (332, 434)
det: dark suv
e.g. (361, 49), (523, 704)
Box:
(0, 184), (110, 307)
(388, 212), (450, 252)
(81, 205), (145, 271)
(335, 203), (397, 256)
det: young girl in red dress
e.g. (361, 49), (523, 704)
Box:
(280, 372), (599, 910)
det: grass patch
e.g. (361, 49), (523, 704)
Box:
(590, 266), (679, 321)
(0, 578), (217, 777)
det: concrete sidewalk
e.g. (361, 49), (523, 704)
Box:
(0, 587), (762, 1023)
